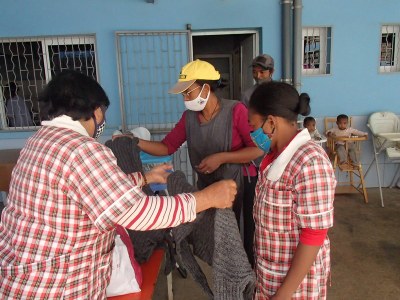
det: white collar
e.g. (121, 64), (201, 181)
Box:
(41, 115), (89, 137)
(266, 128), (311, 181)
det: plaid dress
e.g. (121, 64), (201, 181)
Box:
(254, 129), (336, 299)
(0, 117), (196, 299)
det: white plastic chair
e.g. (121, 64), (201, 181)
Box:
(365, 112), (400, 207)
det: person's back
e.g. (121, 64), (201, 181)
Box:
(6, 82), (33, 127)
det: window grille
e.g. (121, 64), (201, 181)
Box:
(380, 25), (400, 73)
(115, 30), (194, 184)
(302, 27), (332, 75)
(0, 34), (97, 130)
(115, 31), (190, 132)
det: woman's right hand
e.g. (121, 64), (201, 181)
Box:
(193, 179), (237, 212)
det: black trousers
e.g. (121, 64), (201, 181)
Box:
(232, 176), (245, 228)
(242, 174), (258, 268)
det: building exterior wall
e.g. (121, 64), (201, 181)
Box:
(0, 0), (399, 188)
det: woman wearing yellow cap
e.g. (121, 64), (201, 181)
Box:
(137, 59), (263, 234)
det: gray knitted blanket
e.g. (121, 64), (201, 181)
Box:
(106, 137), (255, 299)
(105, 137), (166, 261)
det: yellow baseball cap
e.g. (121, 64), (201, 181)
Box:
(168, 59), (221, 94)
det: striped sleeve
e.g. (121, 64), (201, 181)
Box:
(70, 142), (197, 232)
(93, 174), (197, 232)
(128, 172), (144, 186)
(115, 192), (197, 230)
(120, 172), (197, 230)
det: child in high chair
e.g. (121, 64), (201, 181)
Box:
(303, 116), (323, 140)
(325, 114), (368, 167)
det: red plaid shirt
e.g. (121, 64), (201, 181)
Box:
(0, 119), (196, 299)
(254, 130), (335, 299)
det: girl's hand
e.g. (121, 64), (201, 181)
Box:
(196, 153), (223, 174)
(145, 163), (173, 184)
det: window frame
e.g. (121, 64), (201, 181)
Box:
(302, 26), (332, 76)
(0, 34), (98, 131)
(379, 24), (400, 73)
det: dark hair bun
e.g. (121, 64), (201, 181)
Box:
(297, 93), (311, 116)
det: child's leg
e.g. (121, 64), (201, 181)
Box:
(348, 143), (359, 164)
(336, 144), (347, 164)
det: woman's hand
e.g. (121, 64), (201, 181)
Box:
(196, 153), (224, 174)
(145, 163), (173, 184)
(193, 179), (237, 212)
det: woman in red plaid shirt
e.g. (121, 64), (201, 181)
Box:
(0, 70), (236, 299)
(248, 82), (336, 299)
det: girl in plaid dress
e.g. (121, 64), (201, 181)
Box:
(248, 82), (336, 299)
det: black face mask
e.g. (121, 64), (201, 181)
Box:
(92, 106), (107, 139)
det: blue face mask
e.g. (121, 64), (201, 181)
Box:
(250, 123), (271, 152)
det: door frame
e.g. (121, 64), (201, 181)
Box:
(190, 29), (260, 98)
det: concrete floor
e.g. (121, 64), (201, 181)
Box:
(153, 187), (400, 300)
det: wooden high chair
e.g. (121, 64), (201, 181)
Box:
(324, 117), (368, 203)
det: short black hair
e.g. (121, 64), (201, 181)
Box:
(195, 79), (224, 92)
(249, 81), (311, 122)
(39, 70), (110, 121)
(337, 114), (348, 122)
(303, 116), (316, 127)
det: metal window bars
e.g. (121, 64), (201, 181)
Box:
(0, 34), (97, 130)
(115, 30), (194, 184)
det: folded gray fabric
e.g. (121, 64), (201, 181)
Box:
(105, 136), (140, 175)
(106, 136), (164, 262)
(213, 209), (255, 300)
(105, 136), (153, 195)
(167, 170), (197, 194)
(127, 229), (166, 263)
(167, 171), (255, 300)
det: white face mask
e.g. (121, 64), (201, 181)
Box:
(184, 85), (210, 111)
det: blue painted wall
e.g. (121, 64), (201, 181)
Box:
(1, 0), (399, 189)
(1, 0), (399, 134)
(0, 0), (282, 147)
(1, 0), (398, 127)
(302, 0), (400, 116)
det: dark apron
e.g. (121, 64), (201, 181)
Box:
(186, 99), (244, 221)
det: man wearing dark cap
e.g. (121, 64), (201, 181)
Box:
(241, 54), (274, 107)
(240, 53), (274, 267)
